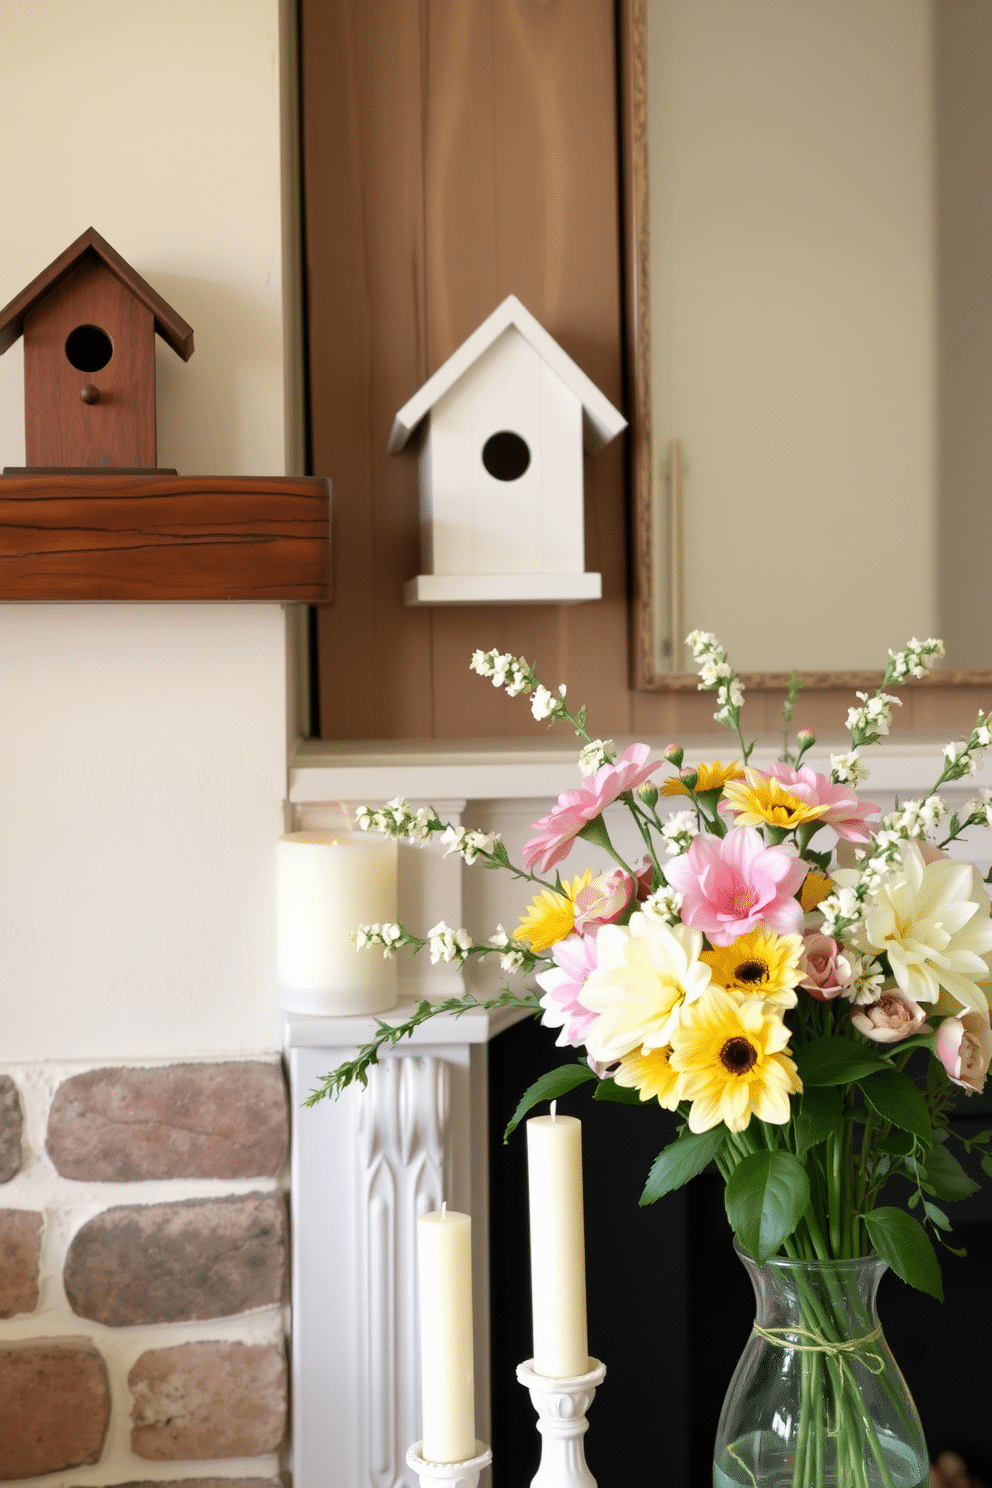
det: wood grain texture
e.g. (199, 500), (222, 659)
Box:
(303, 3), (991, 744)
(0, 474), (331, 601)
(302, 0), (634, 740)
(24, 259), (157, 468)
(0, 226), (193, 360)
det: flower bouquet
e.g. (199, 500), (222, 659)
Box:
(308, 633), (992, 1488)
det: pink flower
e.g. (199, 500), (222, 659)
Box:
(765, 763), (880, 843)
(535, 933), (601, 1048)
(523, 744), (662, 874)
(800, 932), (855, 1001)
(851, 991), (927, 1043)
(935, 1013), (992, 1093)
(664, 826), (806, 946)
(573, 869), (635, 934)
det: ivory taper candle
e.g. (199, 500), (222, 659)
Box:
(417, 1207), (476, 1464)
(526, 1110), (589, 1378)
(277, 830), (398, 1015)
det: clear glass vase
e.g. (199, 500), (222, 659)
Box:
(713, 1249), (929, 1488)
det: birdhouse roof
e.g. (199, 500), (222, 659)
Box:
(0, 227), (194, 360)
(387, 294), (626, 455)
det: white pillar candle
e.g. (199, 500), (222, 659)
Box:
(417, 1208), (476, 1464)
(277, 830), (398, 1016)
(526, 1112), (589, 1379)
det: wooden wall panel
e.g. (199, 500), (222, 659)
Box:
(303, 3), (989, 750)
(303, 0), (638, 742)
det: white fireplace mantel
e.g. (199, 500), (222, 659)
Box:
(286, 1001), (528, 1488)
(284, 736), (992, 1488)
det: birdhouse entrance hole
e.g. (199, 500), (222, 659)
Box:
(65, 324), (113, 372)
(482, 430), (530, 481)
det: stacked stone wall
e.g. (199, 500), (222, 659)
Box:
(0, 1058), (289, 1486)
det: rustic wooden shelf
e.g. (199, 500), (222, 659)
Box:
(0, 472), (332, 601)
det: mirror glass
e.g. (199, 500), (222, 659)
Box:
(629, 0), (992, 685)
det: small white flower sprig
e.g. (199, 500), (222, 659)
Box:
(686, 631), (751, 759)
(356, 796), (545, 885)
(819, 681), (992, 941)
(469, 648), (592, 738)
(350, 917), (544, 974)
(833, 638), (945, 786)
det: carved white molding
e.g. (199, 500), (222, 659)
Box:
(287, 1012), (512, 1488)
(356, 1056), (450, 1488)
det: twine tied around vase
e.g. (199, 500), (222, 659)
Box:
(748, 1322), (887, 1448)
(751, 1321), (885, 1377)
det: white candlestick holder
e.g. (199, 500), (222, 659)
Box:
(406, 1441), (492, 1488)
(516, 1358), (606, 1488)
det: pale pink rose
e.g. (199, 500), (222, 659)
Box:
(935, 1013), (992, 1094)
(664, 825), (806, 946)
(800, 932), (855, 1001)
(523, 744), (662, 874)
(851, 990), (927, 1043)
(573, 869), (636, 934)
(720, 762), (880, 844)
(535, 932), (601, 1048)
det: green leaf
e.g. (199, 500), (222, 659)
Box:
(981, 1153), (992, 1181)
(863, 1207), (943, 1301)
(503, 1064), (597, 1142)
(922, 1143), (979, 1201)
(795, 1085), (843, 1157)
(592, 1077), (644, 1106)
(795, 1036), (888, 1087)
(876, 1129), (914, 1157)
(640, 1125), (727, 1206)
(923, 1201), (951, 1231)
(725, 1150), (810, 1265)
(858, 1069), (932, 1144)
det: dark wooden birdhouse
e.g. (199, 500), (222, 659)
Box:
(0, 226), (194, 469)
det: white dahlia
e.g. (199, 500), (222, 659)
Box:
(860, 840), (992, 1017)
(577, 913), (712, 1063)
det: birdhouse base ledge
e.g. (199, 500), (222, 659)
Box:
(403, 573), (602, 606)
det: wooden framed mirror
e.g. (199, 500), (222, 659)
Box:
(621, 0), (992, 695)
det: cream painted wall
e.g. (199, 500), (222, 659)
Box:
(0, 604), (288, 1060)
(0, 0), (292, 477)
(647, 0), (936, 674)
(0, 0), (298, 1059)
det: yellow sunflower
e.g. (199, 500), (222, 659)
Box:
(721, 768), (830, 830)
(669, 986), (802, 1133)
(701, 927), (803, 1009)
(613, 1045), (683, 1109)
(514, 871), (592, 951)
(800, 869), (834, 913)
(661, 759), (744, 796)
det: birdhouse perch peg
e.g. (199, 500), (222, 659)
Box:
(389, 295), (626, 606)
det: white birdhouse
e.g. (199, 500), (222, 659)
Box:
(388, 295), (626, 606)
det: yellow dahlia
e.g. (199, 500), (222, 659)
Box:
(661, 759), (744, 796)
(701, 927), (803, 1009)
(669, 986), (802, 1133)
(720, 768), (830, 830)
(514, 871), (592, 951)
(613, 1045), (683, 1109)
(800, 869), (834, 913)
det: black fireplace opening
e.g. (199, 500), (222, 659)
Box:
(488, 1013), (992, 1488)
